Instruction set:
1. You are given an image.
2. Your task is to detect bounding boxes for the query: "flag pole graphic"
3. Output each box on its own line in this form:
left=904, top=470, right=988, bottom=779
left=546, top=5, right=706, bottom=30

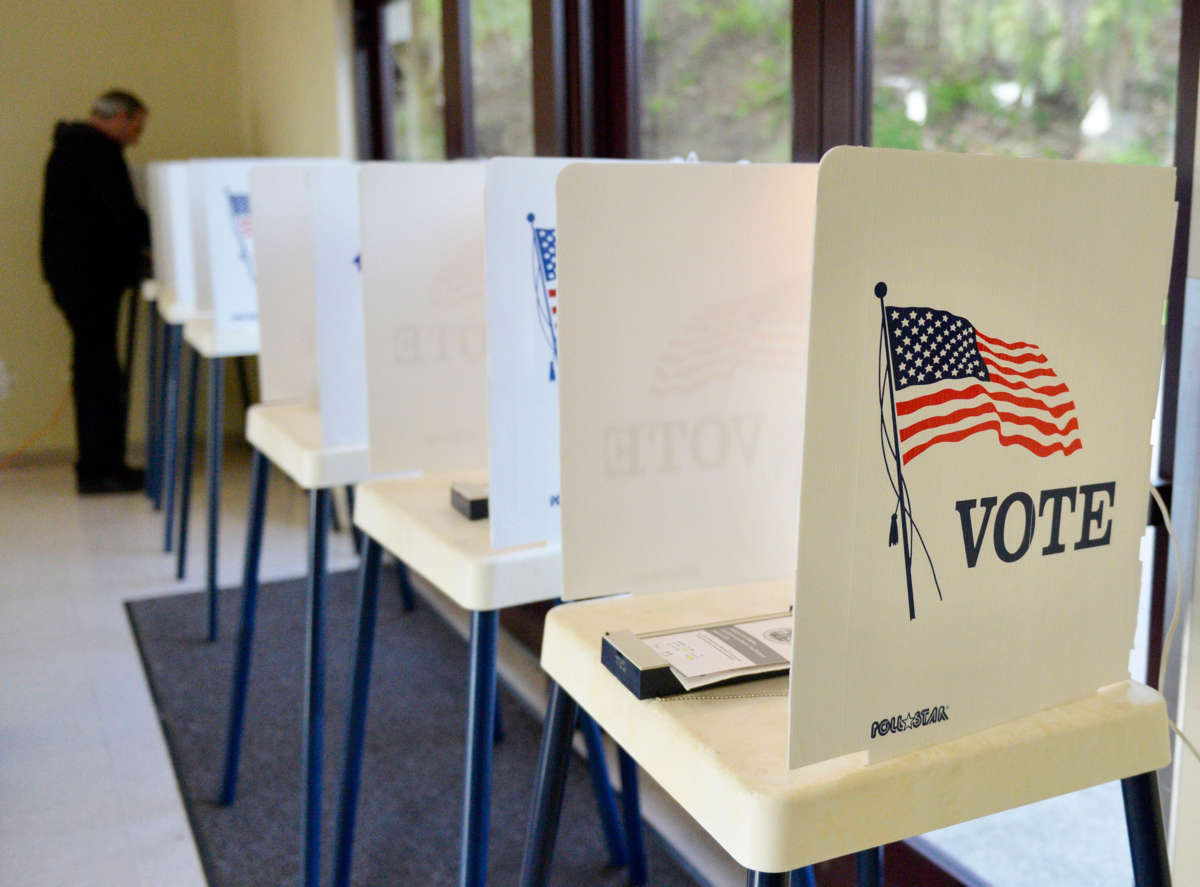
left=876, top=282, right=917, bottom=620
left=528, top=213, right=557, bottom=381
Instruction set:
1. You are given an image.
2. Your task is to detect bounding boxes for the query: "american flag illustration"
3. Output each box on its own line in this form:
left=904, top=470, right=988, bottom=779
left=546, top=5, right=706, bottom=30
left=225, top=189, right=255, bottom=281
left=528, top=213, right=558, bottom=380
left=650, top=291, right=805, bottom=396
left=874, top=282, right=1083, bottom=621
left=884, top=305, right=1082, bottom=465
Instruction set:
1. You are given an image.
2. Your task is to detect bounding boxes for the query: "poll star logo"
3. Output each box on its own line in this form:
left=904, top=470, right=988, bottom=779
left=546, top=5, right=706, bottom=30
left=225, top=189, right=255, bottom=282
left=527, top=213, right=558, bottom=381
left=874, top=281, right=1086, bottom=620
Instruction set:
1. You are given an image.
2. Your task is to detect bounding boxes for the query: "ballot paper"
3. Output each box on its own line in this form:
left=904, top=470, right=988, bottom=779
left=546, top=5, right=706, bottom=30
left=642, top=614, right=793, bottom=690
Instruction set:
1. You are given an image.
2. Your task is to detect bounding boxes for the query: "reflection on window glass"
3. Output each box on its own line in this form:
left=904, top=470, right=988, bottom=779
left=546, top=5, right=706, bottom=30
left=388, top=0, right=445, bottom=159
left=472, top=0, right=534, bottom=156
left=640, top=0, right=791, bottom=162
left=872, top=0, right=1180, bottom=164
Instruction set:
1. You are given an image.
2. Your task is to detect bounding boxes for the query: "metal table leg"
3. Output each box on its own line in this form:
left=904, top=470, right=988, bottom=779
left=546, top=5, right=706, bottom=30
left=460, top=609, right=499, bottom=887
left=205, top=357, right=225, bottom=641
left=332, top=536, right=384, bottom=887
left=1123, top=771, right=1172, bottom=887
left=175, top=347, right=200, bottom=580
left=146, top=307, right=161, bottom=504
left=617, top=748, right=647, bottom=885
left=161, top=323, right=182, bottom=549
left=301, top=488, right=331, bottom=887
left=746, top=873, right=788, bottom=887
left=519, top=681, right=579, bottom=887
left=577, top=712, right=626, bottom=868
left=218, top=449, right=270, bottom=805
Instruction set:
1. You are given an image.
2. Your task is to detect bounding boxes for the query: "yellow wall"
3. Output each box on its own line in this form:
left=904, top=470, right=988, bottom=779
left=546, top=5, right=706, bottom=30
left=0, top=0, right=248, bottom=459
left=234, top=0, right=356, bottom=158
left=0, top=0, right=356, bottom=461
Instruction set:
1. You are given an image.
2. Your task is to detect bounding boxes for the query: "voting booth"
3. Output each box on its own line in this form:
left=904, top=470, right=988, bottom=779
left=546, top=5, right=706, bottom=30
left=520, top=149, right=1177, bottom=884
left=357, top=161, right=489, bottom=478
left=146, top=161, right=198, bottom=319
left=218, top=160, right=409, bottom=887
left=333, top=158, right=635, bottom=887
left=789, top=147, right=1175, bottom=766
left=253, top=162, right=368, bottom=452
left=146, top=157, right=274, bottom=335
left=189, top=159, right=259, bottom=339
left=484, top=156, right=580, bottom=549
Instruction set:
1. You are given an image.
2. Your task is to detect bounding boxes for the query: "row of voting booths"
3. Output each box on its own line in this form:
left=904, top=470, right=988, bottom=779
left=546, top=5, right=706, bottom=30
left=140, top=149, right=1182, bottom=886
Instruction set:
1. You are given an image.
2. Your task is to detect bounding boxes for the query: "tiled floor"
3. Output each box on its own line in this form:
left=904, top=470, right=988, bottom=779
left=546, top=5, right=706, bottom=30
left=0, top=448, right=1156, bottom=886
left=0, top=450, right=357, bottom=887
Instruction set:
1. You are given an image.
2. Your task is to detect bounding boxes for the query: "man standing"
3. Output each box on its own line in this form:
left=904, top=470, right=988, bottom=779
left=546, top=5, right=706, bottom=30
left=41, top=89, right=150, bottom=493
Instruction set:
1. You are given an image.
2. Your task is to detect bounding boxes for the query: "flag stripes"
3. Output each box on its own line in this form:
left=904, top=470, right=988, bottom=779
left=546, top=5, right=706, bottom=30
left=884, top=305, right=1082, bottom=464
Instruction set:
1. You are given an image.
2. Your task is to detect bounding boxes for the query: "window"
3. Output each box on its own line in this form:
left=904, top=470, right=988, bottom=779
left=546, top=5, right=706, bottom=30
left=872, top=0, right=1181, bottom=164
left=472, top=0, right=534, bottom=156
left=639, top=0, right=792, bottom=161
left=387, top=0, right=446, bottom=159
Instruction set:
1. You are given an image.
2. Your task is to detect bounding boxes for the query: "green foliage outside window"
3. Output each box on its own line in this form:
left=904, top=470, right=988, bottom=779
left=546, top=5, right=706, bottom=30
left=641, top=0, right=792, bottom=161
left=873, top=0, right=1180, bottom=164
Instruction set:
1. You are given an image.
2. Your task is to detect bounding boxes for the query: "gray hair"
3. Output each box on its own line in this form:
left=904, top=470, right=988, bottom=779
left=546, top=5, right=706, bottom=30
left=90, top=89, right=147, bottom=119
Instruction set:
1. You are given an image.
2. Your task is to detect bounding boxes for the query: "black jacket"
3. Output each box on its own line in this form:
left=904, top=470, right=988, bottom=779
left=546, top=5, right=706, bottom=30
left=40, top=121, right=150, bottom=293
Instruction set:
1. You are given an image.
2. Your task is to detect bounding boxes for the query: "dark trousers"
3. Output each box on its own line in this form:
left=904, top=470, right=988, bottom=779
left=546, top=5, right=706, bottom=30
left=52, top=284, right=128, bottom=479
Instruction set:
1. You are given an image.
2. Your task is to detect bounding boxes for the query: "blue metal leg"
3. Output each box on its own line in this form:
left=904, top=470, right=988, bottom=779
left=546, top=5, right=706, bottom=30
left=617, top=748, right=647, bottom=885
left=344, top=485, right=363, bottom=553
left=460, top=610, right=499, bottom=887
left=332, top=535, right=383, bottom=887
left=161, top=324, right=182, bottom=550
left=146, top=307, right=161, bottom=504
left=1122, top=772, right=1171, bottom=887
left=155, top=315, right=171, bottom=509
left=175, top=347, right=200, bottom=580
left=396, top=558, right=416, bottom=612
left=519, top=681, right=579, bottom=887
left=856, top=847, right=882, bottom=887
left=747, top=873, right=788, bottom=887
left=576, top=711, right=626, bottom=868
left=205, top=357, right=226, bottom=642
left=494, top=696, right=506, bottom=746
left=301, top=488, right=332, bottom=887
left=790, top=865, right=817, bottom=887
left=218, top=448, right=270, bottom=806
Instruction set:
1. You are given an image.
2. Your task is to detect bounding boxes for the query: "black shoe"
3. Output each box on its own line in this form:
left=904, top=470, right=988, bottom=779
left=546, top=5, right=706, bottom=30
left=77, top=465, right=145, bottom=495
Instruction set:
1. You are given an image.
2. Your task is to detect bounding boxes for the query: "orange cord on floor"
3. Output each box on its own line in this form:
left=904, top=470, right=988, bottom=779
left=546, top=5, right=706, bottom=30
left=0, top=384, right=72, bottom=471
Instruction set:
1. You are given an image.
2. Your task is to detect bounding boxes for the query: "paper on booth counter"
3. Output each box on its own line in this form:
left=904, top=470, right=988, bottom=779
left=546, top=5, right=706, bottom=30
left=146, top=162, right=198, bottom=315
left=788, top=147, right=1176, bottom=768
left=358, top=162, right=488, bottom=476
left=556, top=162, right=817, bottom=600
left=308, top=165, right=368, bottom=450
left=189, top=159, right=259, bottom=327
left=645, top=614, right=792, bottom=679
left=484, top=157, right=581, bottom=550
left=252, top=164, right=319, bottom=406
